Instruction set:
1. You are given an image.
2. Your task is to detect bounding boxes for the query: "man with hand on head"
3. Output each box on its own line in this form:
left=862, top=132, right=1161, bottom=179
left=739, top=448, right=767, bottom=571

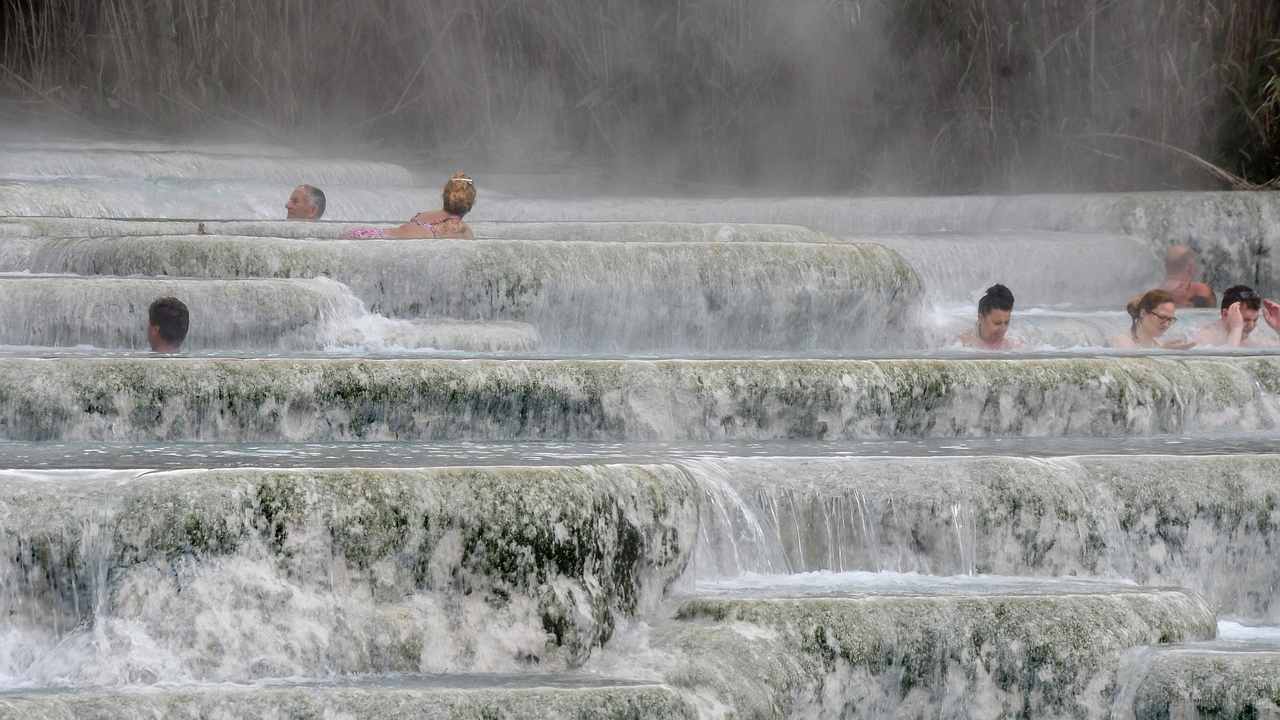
left=286, top=184, right=326, bottom=220
left=148, top=297, right=189, bottom=353
left=1194, top=285, right=1280, bottom=347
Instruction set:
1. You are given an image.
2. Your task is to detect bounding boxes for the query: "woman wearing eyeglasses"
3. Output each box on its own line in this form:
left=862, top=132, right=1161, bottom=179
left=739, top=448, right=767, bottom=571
left=1110, top=289, right=1195, bottom=349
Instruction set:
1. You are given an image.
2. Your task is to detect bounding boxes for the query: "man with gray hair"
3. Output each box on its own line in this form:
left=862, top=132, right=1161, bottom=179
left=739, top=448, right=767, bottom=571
left=286, top=184, right=326, bottom=220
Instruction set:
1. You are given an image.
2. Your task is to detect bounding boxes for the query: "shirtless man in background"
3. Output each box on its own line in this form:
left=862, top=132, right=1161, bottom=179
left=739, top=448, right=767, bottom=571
left=1160, top=245, right=1216, bottom=308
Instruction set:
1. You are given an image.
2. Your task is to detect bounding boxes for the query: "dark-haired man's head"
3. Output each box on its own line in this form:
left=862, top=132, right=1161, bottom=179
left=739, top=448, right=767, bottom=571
left=1222, top=284, right=1262, bottom=337
left=977, top=284, right=1015, bottom=346
left=286, top=184, right=325, bottom=220
left=148, top=297, right=189, bottom=352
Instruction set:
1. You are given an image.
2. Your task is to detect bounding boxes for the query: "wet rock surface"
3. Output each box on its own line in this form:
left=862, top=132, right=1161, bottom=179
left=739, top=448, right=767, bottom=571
left=659, top=588, right=1214, bottom=718
left=4, top=140, right=1280, bottom=718
left=0, top=356, right=1276, bottom=442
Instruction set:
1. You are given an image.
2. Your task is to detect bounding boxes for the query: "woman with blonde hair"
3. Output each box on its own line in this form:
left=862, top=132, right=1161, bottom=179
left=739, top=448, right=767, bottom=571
left=1110, top=289, right=1195, bottom=349
left=346, top=173, right=476, bottom=239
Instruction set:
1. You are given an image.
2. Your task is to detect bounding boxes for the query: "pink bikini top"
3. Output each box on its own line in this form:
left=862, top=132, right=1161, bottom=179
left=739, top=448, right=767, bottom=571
left=411, top=213, right=462, bottom=230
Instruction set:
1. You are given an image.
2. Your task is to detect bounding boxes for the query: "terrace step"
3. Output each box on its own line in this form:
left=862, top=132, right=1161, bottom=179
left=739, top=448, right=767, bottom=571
left=0, top=356, right=1275, bottom=442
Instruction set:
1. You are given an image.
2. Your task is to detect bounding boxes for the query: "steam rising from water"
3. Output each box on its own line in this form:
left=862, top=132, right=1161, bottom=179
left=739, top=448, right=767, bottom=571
left=3, top=132, right=1280, bottom=718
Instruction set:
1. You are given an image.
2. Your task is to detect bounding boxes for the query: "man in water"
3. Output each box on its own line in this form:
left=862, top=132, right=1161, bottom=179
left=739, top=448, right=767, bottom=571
left=1194, top=285, right=1280, bottom=347
left=286, top=184, right=326, bottom=220
left=148, top=296, right=189, bottom=353
left=959, top=284, right=1020, bottom=350
left=1160, top=245, right=1216, bottom=308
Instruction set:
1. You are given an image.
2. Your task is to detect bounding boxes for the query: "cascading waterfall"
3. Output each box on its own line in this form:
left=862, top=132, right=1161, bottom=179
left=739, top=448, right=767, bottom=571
left=476, top=192, right=1280, bottom=296
left=5, top=182, right=1276, bottom=293
left=682, top=455, right=1280, bottom=621
left=3, top=137, right=1280, bottom=719
left=870, top=231, right=1163, bottom=307
left=0, top=465, right=700, bottom=686
left=0, top=234, right=924, bottom=353
left=0, top=274, right=538, bottom=353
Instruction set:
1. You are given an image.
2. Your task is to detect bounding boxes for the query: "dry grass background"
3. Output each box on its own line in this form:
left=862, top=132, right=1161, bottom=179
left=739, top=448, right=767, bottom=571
left=2, top=0, right=1278, bottom=193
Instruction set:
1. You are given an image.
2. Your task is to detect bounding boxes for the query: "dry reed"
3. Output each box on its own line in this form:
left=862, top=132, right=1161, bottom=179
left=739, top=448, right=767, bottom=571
left=2, top=0, right=1277, bottom=193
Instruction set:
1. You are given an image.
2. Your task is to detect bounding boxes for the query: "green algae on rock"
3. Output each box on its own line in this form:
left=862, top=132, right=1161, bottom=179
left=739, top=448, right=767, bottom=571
left=690, top=454, right=1280, bottom=622
left=0, top=465, right=698, bottom=683
left=0, top=356, right=1276, bottom=442
left=0, top=681, right=698, bottom=720
left=661, top=589, right=1214, bottom=719
left=1131, top=648, right=1280, bottom=720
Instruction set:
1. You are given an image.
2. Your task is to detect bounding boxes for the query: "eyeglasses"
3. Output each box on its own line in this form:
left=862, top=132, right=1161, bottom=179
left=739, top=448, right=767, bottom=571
left=1147, top=310, right=1178, bottom=325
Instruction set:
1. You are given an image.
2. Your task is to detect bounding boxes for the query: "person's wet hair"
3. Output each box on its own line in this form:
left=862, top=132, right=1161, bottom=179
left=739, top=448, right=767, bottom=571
left=1221, top=285, right=1262, bottom=311
left=442, top=172, right=476, bottom=217
left=305, top=185, right=326, bottom=218
left=978, top=284, right=1014, bottom=316
left=149, top=296, right=190, bottom=347
left=1127, top=289, right=1175, bottom=328
left=306, top=185, right=326, bottom=218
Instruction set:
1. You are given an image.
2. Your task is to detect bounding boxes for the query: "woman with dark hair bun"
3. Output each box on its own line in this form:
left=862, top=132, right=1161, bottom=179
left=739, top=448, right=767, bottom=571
left=959, top=284, right=1020, bottom=350
left=1110, top=288, right=1195, bottom=349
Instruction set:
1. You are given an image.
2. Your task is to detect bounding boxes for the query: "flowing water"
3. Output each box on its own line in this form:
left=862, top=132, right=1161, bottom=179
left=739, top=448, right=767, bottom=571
left=1, top=140, right=1279, bottom=719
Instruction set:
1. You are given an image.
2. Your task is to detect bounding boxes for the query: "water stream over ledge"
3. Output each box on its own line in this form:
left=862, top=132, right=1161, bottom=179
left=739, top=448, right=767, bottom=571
left=1, top=139, right=1279, bottom=718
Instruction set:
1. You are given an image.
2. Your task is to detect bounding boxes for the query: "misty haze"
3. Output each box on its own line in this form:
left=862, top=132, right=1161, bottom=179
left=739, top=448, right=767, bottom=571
left=0, top=2, right=1278, bottom=719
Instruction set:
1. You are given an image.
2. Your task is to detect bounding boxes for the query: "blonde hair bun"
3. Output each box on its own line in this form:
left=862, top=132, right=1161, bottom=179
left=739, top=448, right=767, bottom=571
left=442, top=172, right=477, bottom=216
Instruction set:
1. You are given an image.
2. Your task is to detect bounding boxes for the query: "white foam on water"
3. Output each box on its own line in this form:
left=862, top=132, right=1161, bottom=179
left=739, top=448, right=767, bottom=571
left=689, top=569, right=1141, bottom=597
left=1217, top=621, right=1280, bottom=643
left=0, top=547, right=574, bottom=689
left=925, top=304, right=1221, bottom=351
left=2, top=138, right=1280, bottom=718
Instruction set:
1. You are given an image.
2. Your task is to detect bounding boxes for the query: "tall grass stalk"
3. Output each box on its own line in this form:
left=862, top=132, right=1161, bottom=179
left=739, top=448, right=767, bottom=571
left=2, top=0, right=1277, bottom=193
